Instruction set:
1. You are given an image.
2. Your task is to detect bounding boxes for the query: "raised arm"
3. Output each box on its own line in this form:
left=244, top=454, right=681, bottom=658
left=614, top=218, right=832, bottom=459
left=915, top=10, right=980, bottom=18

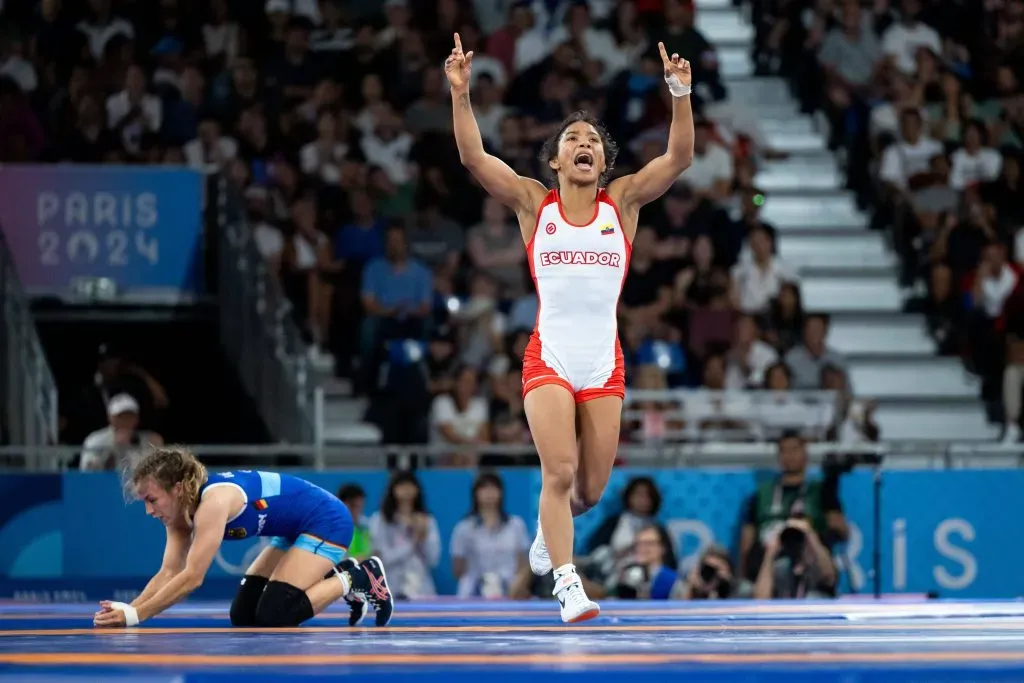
left=609, top=42, right=695, bottom=217
left=446, top=33, right=544, bottom=220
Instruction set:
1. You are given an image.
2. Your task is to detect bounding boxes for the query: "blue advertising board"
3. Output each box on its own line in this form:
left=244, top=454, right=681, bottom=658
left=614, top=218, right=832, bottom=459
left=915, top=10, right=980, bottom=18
left=0, top=469, right=1018, bottom=600
left=0, top=165, right=205, bottom=302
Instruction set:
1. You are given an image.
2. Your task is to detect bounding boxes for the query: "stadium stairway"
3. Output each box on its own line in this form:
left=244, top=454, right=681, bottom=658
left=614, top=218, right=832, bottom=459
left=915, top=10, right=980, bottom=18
left=696, top=0, right=996, bottom=441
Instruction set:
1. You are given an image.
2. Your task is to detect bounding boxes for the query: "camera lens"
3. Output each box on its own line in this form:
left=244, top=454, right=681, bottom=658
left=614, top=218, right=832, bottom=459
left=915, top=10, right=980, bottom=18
left=699, top=562, right=717, bottom=583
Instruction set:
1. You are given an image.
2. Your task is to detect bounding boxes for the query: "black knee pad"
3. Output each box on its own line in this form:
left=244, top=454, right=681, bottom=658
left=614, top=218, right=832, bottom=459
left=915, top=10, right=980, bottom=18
left=229, top=575, right=269, bottom=627
left=254, top=580, right=315, bottom=627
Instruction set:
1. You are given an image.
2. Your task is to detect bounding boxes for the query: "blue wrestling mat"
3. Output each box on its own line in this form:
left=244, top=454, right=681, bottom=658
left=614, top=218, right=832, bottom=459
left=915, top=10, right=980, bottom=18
left=4, top=599, right=1024, bottom=682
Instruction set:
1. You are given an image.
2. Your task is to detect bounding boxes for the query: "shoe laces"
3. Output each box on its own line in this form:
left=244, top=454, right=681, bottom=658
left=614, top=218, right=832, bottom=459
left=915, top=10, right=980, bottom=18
left=557, top=577, right=590, bottom=609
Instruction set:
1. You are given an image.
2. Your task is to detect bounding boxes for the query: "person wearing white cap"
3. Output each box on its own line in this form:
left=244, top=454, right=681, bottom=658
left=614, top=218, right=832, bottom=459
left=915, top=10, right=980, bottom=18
left=80, top=393, right=164, bottom=471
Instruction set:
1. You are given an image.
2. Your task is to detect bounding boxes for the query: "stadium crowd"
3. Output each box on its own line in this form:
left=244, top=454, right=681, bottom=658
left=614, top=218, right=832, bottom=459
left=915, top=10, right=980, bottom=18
left=0, top=0, right=902, bottom=602
left=0, top=0, right=962, bottom=454
left=765, top=0, right=1024, bottom=438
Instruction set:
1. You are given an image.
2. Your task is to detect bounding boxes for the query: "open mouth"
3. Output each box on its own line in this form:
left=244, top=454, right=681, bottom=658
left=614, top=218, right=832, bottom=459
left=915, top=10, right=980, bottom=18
left=573, top=151, right=594, bottom=172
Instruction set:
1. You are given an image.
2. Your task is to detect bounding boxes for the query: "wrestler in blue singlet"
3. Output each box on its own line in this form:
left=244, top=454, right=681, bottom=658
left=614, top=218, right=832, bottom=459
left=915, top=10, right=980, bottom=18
left=201, top=470, right=354, bottom=565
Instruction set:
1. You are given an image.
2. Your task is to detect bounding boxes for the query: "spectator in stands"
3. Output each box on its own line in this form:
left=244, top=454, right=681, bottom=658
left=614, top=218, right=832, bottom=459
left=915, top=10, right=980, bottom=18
left=966, top=241, right=1021, bottom=414
left=466, top=197, right=524, bottom=298
left=80, top=394, right=164, bottom=471
left=725, top=314, right=778, bottom=389
left=429, top=364, right=490, bottom=466
left=584, top=476, right=666, bottom=586
left=358, top=224, right=432, bottom=395
left=449, top=472, right=529, bottom=598
left=368, top=470, right=441, bottom=600
left=737, top=431, right=848, bottom=587
left=65, top=344, right=168, bottom=445
left=880, top=0, right=941, bottom=76
left=761, top=282, right=805, bottom=354
left=730, top=225, right=796, bottom=314
left=337, top=483, right=372, bottom=561
left=784, top=314, right=848, bottom=390
left=823, top=363, right=881, bottom=444
left=684, top=118, right=733, bottom=203
left=620, top=226, right=674, bottom=335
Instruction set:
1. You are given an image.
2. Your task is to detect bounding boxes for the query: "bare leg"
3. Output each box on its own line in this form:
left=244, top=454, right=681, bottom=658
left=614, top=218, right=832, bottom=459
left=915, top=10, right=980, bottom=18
left=524, top=384, right=579, bottom=570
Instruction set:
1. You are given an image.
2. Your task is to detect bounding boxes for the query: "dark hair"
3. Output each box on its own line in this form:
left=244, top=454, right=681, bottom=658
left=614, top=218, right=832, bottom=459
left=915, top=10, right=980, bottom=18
left=538, top=110, right=619, bottom=188
left=380, top=470, right=426, bottom=523
left=622, top=476, right=662, bottom=516
left=469, top=471, right=509, bottom=523
left=337, top=483, right=365, bottom=503
left=635, top=523, right=678, bottom=569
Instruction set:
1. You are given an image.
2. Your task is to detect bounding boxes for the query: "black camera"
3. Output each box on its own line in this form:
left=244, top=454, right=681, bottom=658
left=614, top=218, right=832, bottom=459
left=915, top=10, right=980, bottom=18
left=695, top=561, right=732, bottom=599
left=778, top=525, right=807, bottom=563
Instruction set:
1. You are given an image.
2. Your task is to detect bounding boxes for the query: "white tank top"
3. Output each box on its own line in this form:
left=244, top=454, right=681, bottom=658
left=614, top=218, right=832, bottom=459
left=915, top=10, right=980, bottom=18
left=526, top=189, right=631, bottom=358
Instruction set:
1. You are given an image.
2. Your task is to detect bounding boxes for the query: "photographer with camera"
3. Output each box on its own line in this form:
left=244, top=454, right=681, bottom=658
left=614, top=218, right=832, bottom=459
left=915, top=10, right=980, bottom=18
left=753, top=515, right=836, bottom=599
left=737, top=430, right=849, bottom=592
left=676, top=545, right=735, bottom=600
left=613, top=525, right=680, bottom=600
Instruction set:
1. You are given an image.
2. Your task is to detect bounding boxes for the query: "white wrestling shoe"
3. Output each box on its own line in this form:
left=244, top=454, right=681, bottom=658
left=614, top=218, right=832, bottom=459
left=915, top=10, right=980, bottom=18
left=529, top=522, right=552, bottom=575
left=553, top=570, right=600, bottom=624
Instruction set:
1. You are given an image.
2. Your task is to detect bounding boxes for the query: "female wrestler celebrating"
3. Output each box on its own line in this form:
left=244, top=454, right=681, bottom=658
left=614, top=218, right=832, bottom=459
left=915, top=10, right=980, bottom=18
left=445, top=34, right=694, bottom=622
left=93, top=447, right=393, bottom=628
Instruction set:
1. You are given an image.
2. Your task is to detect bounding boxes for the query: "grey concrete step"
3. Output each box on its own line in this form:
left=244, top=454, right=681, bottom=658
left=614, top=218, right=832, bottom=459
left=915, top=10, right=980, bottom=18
left=761, top=195, right=865, bottom=231
left=695, top=8, right=754, bottom=48
left=874, top=402, right=998, bottom=442
left=754, top=157, right=844, bottom=194
left=848, top=357, right=980, bottom=400
left=778, top=234, right=894, bottom=271
left=800, top=275, right=902, bottom=313
left=828, top=314, right=935, bottom=357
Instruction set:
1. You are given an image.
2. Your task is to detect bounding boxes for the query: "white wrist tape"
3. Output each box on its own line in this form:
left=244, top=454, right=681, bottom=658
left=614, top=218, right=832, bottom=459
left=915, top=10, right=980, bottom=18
left=665, top=73, right=692, bottom=98
left=110, top=601, right=140, bottom=627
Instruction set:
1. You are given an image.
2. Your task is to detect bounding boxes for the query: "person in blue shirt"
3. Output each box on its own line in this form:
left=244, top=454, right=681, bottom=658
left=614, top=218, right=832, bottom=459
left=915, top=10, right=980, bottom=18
left=93, top=447, right=393, bottom=629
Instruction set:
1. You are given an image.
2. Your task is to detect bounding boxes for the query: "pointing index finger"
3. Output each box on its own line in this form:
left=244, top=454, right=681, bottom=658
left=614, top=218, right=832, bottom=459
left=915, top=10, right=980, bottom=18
left=454, top=33, right=462, bottom=53
left=657, top=41, right=670, bottom=63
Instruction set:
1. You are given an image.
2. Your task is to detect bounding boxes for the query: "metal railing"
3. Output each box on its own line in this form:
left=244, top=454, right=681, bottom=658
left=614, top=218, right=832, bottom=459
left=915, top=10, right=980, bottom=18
left=5, top=441, right=1024, bottom=472
left=0, top=229, right=58, bottom=456
left=213, top=175, right=316, bottom=445
left=621, top=388, right=840, bottom=442
left=310, top=386, right=843, bottom=454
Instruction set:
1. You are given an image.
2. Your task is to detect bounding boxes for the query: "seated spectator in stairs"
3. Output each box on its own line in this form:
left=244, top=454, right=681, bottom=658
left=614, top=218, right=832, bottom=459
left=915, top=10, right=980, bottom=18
left=369, top=471, right=441, bottom=599
left=358, top=224, right=433, bottom=396
left=725, top=314, right=778, bottom=389
left=784, top=314, right=848, bottom=390
left=80, top=394, right=164, bottom=471
left=620, top=227, right=675, bottom=337
left=879, top=0, right=941, bottom=77
left=729, top=225, right=796, bottom=315
left=429, top=365, right=490, bottom=467
left=965, top=241, right=1021, bottom=409
left=949, top=119, right=1004, bottom=191
left=720, top=186, right=778, bottom=269
left=816, top=1, right=883, bottom=149
left=684, top=118, right=734, bottom=205
left=761, top=282, right=805, bottom=354
left=467, top=197, right=526, bottom=299
left=822, top=364, right=881, bottom=444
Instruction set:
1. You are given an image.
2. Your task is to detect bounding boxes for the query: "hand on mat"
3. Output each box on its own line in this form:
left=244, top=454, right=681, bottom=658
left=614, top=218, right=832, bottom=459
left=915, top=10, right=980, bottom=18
left=94, top=601, right=128, bottom=628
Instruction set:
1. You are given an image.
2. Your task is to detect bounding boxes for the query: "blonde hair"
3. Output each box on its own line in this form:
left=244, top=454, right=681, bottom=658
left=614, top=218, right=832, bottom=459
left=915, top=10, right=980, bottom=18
left=125, top=446, right=208, bottom=525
